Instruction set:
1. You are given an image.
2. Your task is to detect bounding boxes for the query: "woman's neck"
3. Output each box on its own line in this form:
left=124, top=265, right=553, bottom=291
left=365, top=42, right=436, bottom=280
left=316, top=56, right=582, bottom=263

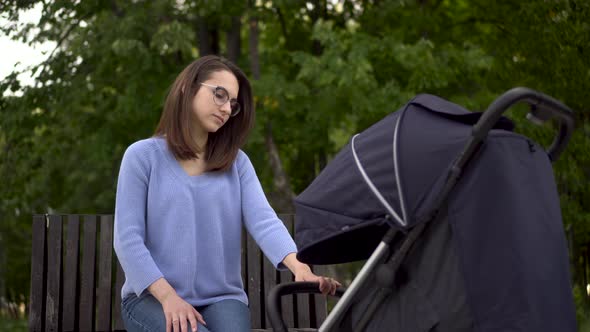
left=191, top=127, right=208, bottom=156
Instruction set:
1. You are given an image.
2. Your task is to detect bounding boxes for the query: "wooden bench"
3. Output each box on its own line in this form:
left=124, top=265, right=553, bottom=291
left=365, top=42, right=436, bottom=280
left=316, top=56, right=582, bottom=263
left=29, top=214, right=328, bottom=332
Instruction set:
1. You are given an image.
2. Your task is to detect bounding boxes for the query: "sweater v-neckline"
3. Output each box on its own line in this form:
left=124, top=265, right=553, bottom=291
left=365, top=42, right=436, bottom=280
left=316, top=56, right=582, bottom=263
left=178, top=158, right=207, bottom=177
left=155, top=137, right=215, bottom=187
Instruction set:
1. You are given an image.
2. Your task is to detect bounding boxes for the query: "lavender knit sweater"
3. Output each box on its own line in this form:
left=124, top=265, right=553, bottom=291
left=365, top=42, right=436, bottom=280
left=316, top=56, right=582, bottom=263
left=113, top=137, right=297, bottom=306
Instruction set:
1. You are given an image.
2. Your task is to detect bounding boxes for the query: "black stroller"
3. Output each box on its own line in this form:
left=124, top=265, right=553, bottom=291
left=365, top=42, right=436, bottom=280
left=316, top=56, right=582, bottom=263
left=267, top=87, right=577, bottom=331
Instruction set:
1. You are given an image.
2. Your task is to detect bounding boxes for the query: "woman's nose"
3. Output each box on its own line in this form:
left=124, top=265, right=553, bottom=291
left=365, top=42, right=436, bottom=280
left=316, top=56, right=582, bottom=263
left=220, top=100, right=232, bottom=114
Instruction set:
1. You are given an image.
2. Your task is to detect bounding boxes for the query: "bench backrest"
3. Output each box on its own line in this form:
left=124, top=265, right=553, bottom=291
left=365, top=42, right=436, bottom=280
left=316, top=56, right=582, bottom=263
left=29, top=214, right=327, bottom=332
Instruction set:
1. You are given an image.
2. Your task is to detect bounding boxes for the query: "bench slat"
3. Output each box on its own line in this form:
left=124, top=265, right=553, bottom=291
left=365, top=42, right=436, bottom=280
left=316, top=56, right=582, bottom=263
left=113, top=260, right=125, bottom=330
left=241, top=229, right=247, bottom=298
left=96, top=215, right=114, bottom=331
left=79, top=215, right=97, bottom=331
left=63, top=215, right=80, bottom=331
left=263, top=255, right=277, bottom=329
left=29, top=215, right=47, bottom=332
left=45, top=215, right=62, bottom=332
left=312, top=265, right=329, bottom=326
left=247, top=232, right=263, bottom=328
left=297, top=293, right=311, bottom=328
left=278, top=214, right=295, bottom=328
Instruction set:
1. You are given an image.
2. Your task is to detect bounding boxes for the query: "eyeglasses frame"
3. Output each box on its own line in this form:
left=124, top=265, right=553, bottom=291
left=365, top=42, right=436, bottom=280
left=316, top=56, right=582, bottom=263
left=200, top=83, right=241, bottom=117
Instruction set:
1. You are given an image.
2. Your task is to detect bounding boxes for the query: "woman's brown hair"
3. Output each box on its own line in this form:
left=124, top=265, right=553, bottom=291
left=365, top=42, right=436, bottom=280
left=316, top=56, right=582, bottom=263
left=155, top=55, right=254, bottom=171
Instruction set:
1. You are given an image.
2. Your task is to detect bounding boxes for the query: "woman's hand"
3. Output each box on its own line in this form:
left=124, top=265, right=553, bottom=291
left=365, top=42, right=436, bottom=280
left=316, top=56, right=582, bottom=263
left=148, top=277, right=206, bottom=332
left=294, top=265, right=342, bottom=296
left=161, top=292, right=206, bottom=332
left=282, top=253, right=342, bottom=296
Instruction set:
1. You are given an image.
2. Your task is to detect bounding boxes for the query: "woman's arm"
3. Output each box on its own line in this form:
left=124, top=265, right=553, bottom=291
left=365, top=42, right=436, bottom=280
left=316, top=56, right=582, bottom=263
left=236, top=151, right=341, bottom=295
left=237, top=151, right=298, bottom=268
left=113, top=143, right=164, bottom=296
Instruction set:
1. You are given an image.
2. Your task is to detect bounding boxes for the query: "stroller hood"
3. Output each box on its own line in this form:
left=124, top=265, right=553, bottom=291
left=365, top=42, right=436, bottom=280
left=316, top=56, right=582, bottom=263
left=293, top=94, right=576, bottom=331
left=294, top=94, right=513, bottom=264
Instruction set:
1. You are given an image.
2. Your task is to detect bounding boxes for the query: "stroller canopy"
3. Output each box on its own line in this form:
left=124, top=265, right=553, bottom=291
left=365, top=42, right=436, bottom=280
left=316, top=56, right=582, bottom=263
left=293, top=94, right=576, bottom=331
left=294, top=94, right=514, bottom=264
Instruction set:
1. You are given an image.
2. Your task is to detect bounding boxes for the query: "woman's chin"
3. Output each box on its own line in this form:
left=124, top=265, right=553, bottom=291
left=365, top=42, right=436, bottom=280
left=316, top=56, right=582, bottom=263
left=206, top=124, right=223, bottom=133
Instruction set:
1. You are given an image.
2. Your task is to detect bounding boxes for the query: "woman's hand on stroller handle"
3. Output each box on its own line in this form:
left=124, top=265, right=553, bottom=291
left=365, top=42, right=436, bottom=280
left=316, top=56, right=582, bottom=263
left=294, top=267, right=341, bottom=296
left=282, top=253, right=341, bottom=296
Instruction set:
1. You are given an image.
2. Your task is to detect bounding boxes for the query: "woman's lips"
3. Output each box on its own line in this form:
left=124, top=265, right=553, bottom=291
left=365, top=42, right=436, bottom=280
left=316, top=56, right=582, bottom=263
left=212, top=114, right=224, bottom=124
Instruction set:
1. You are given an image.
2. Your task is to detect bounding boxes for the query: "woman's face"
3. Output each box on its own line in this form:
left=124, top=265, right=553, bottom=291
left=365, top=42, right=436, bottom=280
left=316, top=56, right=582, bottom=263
left=191, top=70, right=239, bottom=136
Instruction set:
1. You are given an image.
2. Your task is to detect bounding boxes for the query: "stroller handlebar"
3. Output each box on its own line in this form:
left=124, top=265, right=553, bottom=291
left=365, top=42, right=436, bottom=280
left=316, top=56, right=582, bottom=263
left=473, top=87, right=575, bottom=161
left=266, top=281, right=346, bottom=332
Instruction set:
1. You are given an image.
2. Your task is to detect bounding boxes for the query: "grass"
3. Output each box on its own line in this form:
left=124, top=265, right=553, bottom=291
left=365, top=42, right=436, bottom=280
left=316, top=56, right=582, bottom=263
left=0, top=316, right=27, bottom=332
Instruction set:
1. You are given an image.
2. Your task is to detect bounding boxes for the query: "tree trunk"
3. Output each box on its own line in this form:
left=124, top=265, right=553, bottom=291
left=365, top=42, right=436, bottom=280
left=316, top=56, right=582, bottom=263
left=111, top=0, right=125, bottom=17
left=226, top=16, right=241, bottom=63
left=0, top=239, right=4, bottom=302
left=198, top=18, right=212, bottom=56
left=310, top=1, right=327, bottom=174
left=317, top=150, right=327, bottom=176
left=248, top=12, right=260, bottom=80
left=264, top=123, right=295, bottom=213
left=583, top=245, right=588, bottom=290
left=249, top=2, right=295, bottom=213
left=198, top=17, right=219, bottom=56
left=309, top=0, right=326, bottom=56
left=210, top=29, right=219, bottom=55
left=586, top=244, right=590, bottom=305
left=568, top=225, right=576, bottom=284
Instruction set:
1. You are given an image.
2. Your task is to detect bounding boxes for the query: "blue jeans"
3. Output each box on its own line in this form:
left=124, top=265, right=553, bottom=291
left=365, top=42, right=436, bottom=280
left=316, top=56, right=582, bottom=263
left=121, top=293, right=251, bottom=332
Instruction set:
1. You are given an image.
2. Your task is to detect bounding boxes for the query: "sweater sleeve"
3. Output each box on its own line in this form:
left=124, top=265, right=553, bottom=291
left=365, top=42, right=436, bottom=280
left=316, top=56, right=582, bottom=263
left=238, top=151, right=298, bottom=270
left=113, top=142, right=164, bottom=296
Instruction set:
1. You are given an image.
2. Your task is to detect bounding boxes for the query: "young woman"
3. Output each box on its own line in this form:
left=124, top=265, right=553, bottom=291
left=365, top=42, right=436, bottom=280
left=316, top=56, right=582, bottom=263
left=114, top=55, right=340, bottom=332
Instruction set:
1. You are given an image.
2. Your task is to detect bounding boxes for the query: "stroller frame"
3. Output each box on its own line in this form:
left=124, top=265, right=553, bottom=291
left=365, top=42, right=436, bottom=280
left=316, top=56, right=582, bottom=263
left=267, top=87, right=575, bottom=332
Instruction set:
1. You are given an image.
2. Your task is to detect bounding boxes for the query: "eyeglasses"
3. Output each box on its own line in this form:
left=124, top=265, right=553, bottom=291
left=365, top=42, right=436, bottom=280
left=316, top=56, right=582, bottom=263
left=200, top=83, right=241, bottom=116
